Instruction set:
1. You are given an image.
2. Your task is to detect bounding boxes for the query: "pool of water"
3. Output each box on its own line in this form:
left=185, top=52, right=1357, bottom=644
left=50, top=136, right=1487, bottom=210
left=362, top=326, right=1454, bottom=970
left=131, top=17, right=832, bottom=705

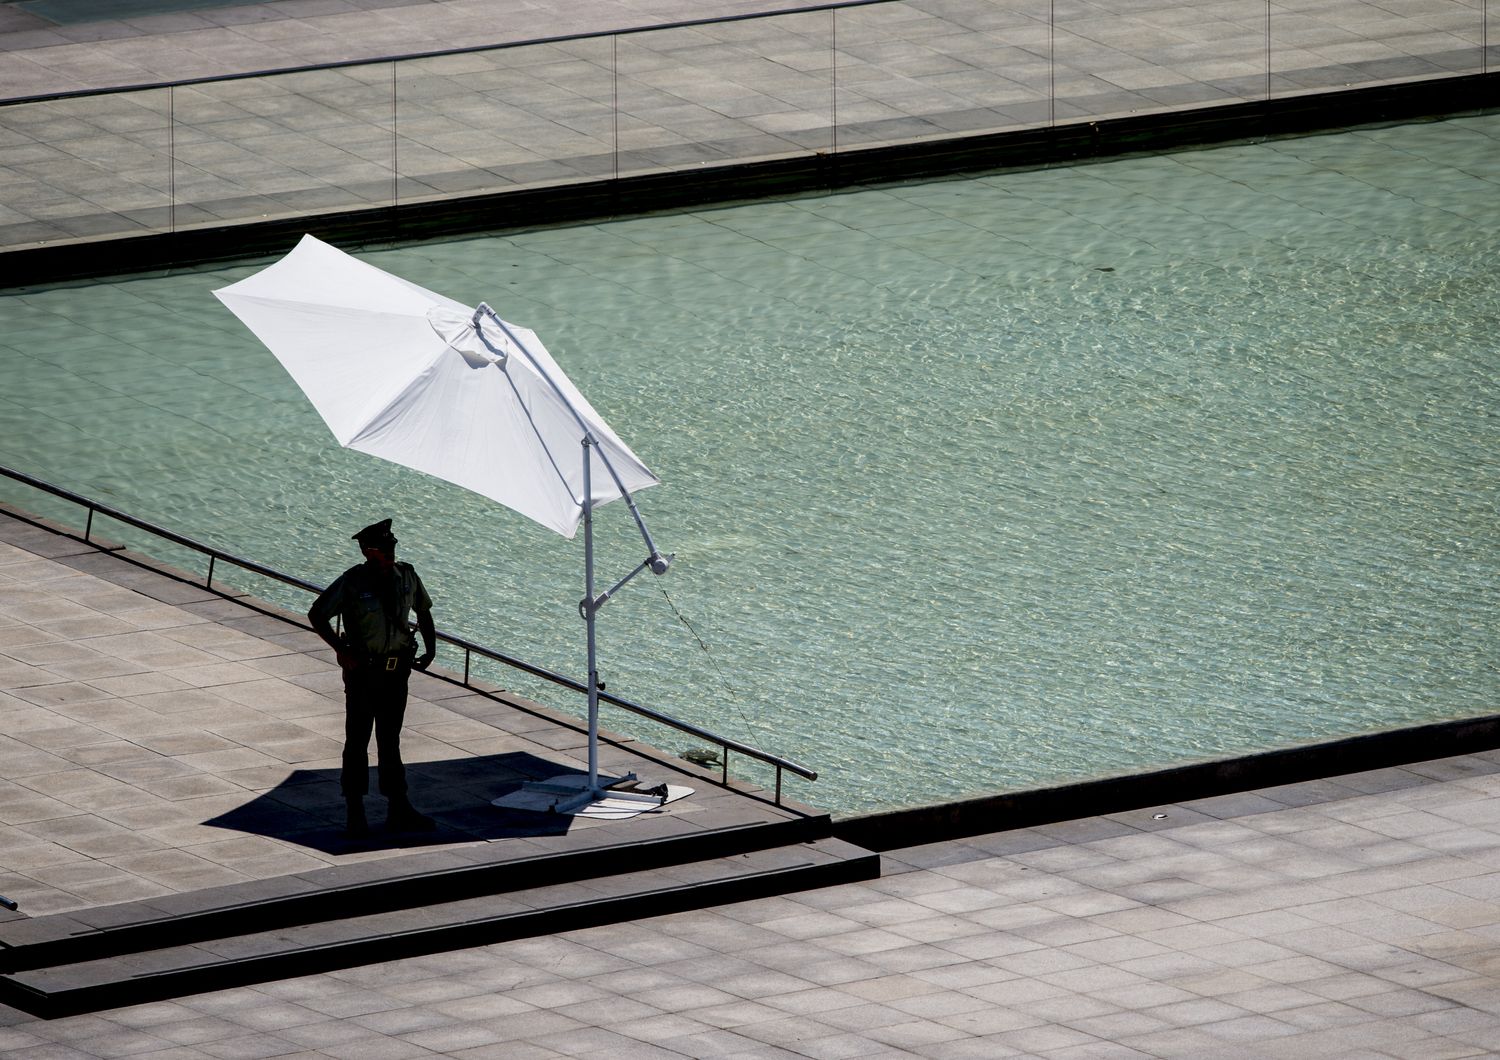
left=3, top=113, right=1496, bottom=816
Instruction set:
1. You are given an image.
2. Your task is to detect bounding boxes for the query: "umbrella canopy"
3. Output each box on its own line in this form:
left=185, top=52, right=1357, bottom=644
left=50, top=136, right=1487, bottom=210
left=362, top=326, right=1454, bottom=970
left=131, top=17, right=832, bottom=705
left=214, top=234, right=658, bottom=538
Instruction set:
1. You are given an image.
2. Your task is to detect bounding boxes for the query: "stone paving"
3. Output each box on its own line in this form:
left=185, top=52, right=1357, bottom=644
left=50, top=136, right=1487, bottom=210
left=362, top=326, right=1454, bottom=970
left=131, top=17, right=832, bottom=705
left=3, top=3, right=1500, bottom=1056
left=0, top=506, right=806, bottom=921
left=0, top=0, right=1494, bottom=254
left=3, top=501, right=1500, bottom=1055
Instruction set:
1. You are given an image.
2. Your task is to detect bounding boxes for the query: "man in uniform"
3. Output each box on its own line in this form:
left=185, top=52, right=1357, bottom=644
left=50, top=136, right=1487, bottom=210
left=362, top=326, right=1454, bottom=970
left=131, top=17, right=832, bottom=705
left=310, top=519, right=438, bottom=837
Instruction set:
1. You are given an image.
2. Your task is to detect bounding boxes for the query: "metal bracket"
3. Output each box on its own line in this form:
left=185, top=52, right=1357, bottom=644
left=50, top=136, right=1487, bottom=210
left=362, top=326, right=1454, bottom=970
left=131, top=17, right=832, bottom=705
left=577, top=551, right=673, bottom=619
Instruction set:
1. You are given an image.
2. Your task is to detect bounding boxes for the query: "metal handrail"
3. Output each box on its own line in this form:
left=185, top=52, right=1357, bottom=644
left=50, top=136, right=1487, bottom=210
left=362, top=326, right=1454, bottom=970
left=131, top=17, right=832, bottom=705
left=0, top=465, right=817, bottom=800
left=0, top=0, right=894, bottom=107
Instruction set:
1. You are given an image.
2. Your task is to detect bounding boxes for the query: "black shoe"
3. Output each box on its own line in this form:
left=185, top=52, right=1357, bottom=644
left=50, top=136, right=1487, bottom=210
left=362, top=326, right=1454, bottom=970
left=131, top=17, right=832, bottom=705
left=386, top=800, right=436, bottom=832
left=345, top=799, right=369, bottom=838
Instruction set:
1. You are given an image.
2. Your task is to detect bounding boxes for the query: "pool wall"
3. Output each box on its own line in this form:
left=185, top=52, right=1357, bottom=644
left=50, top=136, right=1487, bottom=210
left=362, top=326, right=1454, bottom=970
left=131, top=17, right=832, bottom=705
left=4, top=71, right=1497, bottom=287
left=9, top=494, right=1499, bottom=836
left=833, top=713, right=1500, bottom=849
left=11, top=488, right=1500, bottom=839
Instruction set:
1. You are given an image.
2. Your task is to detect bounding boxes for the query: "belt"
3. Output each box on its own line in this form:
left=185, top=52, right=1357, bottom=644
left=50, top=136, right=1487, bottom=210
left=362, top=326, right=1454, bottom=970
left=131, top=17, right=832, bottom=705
left=370, top=651, right=411, bottom=671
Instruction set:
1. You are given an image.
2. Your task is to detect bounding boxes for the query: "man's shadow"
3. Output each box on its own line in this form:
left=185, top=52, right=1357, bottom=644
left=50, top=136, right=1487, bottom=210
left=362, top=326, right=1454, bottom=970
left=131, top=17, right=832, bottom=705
left=203, top=752, right=584, bottom=853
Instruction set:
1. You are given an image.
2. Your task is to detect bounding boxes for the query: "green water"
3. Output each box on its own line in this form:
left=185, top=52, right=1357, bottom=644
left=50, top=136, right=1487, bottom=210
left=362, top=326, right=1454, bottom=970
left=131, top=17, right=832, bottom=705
left=3, top=114, right=1497, bottom=815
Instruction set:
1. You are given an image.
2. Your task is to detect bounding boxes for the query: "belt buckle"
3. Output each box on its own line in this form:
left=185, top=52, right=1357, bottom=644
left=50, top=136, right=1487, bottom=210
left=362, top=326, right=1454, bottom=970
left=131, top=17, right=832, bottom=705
left=385, top=656, right=398, bottom=672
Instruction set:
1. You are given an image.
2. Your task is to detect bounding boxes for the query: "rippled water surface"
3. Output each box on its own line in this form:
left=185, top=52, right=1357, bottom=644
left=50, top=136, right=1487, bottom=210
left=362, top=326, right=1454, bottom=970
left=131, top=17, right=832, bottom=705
left=3, top=114, right=1497, bottom=815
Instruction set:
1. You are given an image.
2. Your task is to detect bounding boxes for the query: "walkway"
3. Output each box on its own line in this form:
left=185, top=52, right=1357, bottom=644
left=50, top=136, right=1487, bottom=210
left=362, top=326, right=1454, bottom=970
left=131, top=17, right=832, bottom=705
left=4, top=505, right=1500, bottom=1054
left=0, top=0, right=818, bottom=95
left=1, top=0, right=1492, bottom=256
left=3, top=4, right=1499, bottom=1055
left=0, top=505, right=815, bottom=920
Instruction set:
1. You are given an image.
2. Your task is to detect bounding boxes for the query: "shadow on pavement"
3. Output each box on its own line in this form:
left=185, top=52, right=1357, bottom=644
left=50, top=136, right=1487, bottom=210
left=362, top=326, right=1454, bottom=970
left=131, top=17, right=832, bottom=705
left=203, top=752, right=582, bottom=853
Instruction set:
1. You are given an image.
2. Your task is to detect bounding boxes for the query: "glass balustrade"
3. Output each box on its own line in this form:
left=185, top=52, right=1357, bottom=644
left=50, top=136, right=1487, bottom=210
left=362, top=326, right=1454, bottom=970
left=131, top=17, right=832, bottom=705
left=0, top=0, right=1492, bottom=256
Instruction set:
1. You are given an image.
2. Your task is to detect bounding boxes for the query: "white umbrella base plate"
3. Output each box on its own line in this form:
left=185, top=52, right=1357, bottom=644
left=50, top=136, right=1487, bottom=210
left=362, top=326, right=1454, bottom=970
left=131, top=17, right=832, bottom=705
left=491, top=774, right=693, bottom=819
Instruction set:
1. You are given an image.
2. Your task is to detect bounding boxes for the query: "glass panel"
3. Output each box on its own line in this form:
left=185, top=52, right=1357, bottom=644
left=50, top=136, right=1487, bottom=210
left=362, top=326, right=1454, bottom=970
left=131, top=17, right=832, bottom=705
left=0, top=89, right=170, bottom=249
left=1271, top=0, right=1486, bottom=94
left=614, top=13, right=833, bottom=178
left=169, top=65, right=395, bottom=229
left=1492, top=4, right=1500, bottom=72
left=396, top=38, right=615, bottom=199
left=0, top=2, right=1487, bottom=259
left=834, top=0, right=1053, bottom=149
left=1053, top=0, right=1265, bottom=121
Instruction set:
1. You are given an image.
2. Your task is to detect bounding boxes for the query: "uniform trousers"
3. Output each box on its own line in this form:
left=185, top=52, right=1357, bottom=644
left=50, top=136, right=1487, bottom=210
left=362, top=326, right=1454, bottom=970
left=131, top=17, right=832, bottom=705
left=341, top=653, right=412, bottom=797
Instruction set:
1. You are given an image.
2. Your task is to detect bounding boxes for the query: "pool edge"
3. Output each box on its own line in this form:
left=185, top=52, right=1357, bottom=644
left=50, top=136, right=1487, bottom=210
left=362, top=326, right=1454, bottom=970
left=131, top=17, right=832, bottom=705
left=4, top=72, right=1498, bottom=288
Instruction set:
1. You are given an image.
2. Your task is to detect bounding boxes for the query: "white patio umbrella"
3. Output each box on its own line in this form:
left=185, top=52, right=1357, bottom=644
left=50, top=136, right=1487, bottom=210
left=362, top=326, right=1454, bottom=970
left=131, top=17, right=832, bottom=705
left=215, top=234, right=672, bottom=814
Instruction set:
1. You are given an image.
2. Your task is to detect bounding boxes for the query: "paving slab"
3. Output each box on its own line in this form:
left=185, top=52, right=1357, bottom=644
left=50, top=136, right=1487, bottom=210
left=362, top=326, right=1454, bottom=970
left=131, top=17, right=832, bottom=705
left=0, top=508, right=822, bottom=923
left=1, top=0, right=1493, bottom=258
left=1, top=3, right=1498, bottom=1050
left=0, top=505, right=875, bottom=1020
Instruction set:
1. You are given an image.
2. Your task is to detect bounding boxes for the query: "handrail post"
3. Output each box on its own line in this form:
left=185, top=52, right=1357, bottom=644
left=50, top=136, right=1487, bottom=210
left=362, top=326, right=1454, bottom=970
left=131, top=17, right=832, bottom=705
left=84, top=506, right=94, bottom=543
left=206, top=554, right=216, bottom=589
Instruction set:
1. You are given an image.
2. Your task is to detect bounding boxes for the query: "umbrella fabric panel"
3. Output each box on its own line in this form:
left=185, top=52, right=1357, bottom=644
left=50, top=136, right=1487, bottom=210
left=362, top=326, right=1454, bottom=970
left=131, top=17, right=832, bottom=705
left=211, top=295, right=448, bottom=447
left=218, top=233, right=469, bottom=315
left=348, top=344, right=589, bottom=537
left=214, top=234, right=659, bottom=540
left=455, top=314, right=661, bottom=512
left=212, top=235, right=465, bottom=447
left=496, top=320, right=657, bottom=483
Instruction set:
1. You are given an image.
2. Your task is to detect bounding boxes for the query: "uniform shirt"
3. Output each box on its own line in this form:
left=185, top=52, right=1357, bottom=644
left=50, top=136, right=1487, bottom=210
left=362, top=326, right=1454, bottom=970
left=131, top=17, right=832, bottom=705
left=309, top=561, right=431, bottom=657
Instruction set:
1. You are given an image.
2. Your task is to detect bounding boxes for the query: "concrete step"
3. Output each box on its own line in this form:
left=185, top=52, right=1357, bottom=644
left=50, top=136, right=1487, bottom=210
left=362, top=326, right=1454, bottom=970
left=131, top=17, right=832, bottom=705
left=0, top=808, right=827, bottom=975
left=0, top=838, right=878, bottom=1017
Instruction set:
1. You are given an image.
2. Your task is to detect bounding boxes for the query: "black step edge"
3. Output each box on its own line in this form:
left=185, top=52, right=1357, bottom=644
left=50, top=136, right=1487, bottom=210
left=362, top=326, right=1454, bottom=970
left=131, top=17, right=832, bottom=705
left=1, top=839, right=879, bottom=1018
left=0, top=810, right=830, bottom=974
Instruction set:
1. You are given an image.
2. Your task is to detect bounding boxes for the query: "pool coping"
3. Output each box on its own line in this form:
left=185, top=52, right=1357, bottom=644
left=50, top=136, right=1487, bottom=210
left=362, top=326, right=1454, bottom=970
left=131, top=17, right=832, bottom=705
left=4, top=71, right=1498, bottom=288
left=833, top=712, right=1500, bottom=851
left=9, top=494, right=1497, bottom=860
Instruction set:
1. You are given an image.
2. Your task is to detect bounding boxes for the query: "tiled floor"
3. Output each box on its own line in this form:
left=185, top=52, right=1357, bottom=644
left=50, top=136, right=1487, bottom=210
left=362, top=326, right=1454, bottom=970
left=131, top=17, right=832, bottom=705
left=0, top=507, right=808, bottom=919
left=3, top=4, right=1498, bottom=1054
left=0, top=0, right=1493, bottom=252
left=3, top=509, right=1500, bottom=1054
left=5, top=726, right=1500, bottom=1054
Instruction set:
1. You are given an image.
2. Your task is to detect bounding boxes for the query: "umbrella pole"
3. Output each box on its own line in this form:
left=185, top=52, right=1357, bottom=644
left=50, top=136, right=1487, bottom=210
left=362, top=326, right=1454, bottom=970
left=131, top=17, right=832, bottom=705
left=471, top=308, right=673, bottom=814
left=583, top=438, right=601, bottom=794
left=540, top=437, right=665, bottom=816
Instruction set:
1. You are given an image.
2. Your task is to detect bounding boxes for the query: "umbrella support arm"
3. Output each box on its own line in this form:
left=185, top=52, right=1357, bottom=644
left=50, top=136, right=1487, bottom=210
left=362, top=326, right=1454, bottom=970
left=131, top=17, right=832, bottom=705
left=579, top=552, right=671, bottom=618
left=471, top=305, right=672, bottom=816
left=474, top=303, right=671, bottom=577
left=560, top=436, right=667, bottom=815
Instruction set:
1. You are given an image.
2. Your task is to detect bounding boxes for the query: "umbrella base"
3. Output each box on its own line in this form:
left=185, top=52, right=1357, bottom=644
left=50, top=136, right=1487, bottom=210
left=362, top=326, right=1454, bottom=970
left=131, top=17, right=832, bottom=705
left=491, top=772, right=685, bottom=819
